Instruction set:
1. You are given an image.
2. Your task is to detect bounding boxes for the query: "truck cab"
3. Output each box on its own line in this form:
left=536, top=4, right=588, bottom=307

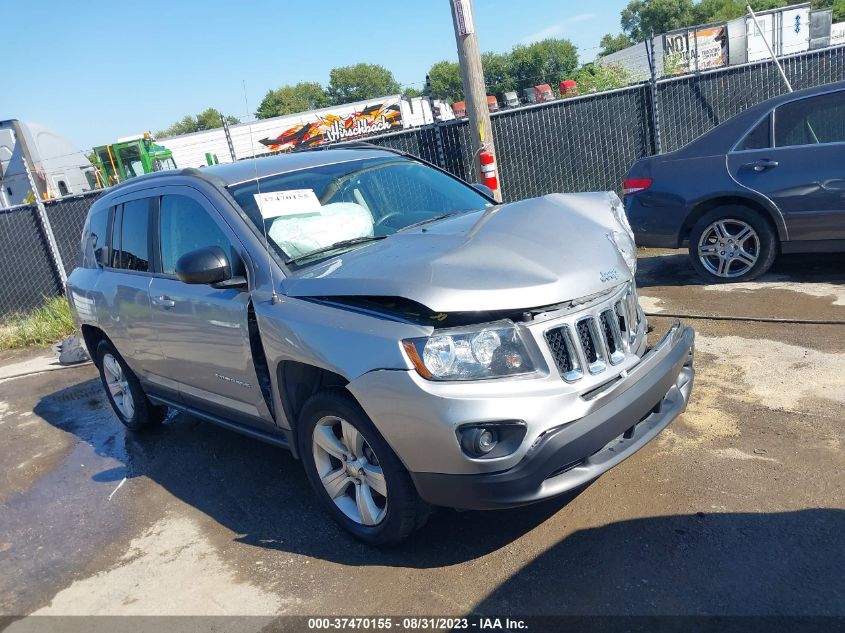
left=535, top=84, right=554, bottom=103
left=92, top=133, right=177, bottom=187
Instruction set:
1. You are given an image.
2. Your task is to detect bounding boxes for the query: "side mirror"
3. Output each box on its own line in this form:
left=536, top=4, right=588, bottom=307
left=472, top=183, right=495, bottom=199
left=175, top=246, right=239, bottom=286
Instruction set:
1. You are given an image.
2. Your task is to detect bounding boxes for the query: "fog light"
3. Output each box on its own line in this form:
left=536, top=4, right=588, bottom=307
left=477, top=429, right=497, bottom=453
left=461, top=427, right=498, bottom=457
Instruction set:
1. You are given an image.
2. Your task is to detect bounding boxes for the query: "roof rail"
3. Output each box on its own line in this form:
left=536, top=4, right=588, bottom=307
left=103, top=167, right=209, bottom=193
left=289, top=140, right=406, bottom=156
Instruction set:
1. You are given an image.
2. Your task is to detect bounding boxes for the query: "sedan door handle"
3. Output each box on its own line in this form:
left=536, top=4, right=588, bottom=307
left=151, top=295, right=176, bottom=308
left=744, top=159, right=779, bottom=172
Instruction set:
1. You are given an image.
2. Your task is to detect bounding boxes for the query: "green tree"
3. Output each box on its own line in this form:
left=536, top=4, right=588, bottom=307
left=157, top=108, right=238, bottom=138
left=809, top=0, right=845, bottom=20
left=621, top=0, right=696, bottom=42
left=157, top=116, right=197, bottom=138
left=426, top=60, right=464, bottom=102
left=575, top=63, right=633, bottom=93
left=255, top=82, right=328, bottom=119
left=599, top=32, right=633, bottom=56
left=693, top=0, right=790, bottom=22
left=327, top=63, right=401, bottom=105
left=196, top=108, right=238, bottom=130
left=481, top=51, right=515, bottom=97
left=508, top=38, right=579, bottom=93
left=402, top=86, right=423, bottom=98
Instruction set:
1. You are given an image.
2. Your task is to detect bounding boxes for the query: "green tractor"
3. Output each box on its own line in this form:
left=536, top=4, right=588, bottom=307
left=91, top=133, right=176, bottom=187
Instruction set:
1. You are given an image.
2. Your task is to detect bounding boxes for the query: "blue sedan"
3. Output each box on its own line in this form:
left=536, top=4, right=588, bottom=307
left=624, top=80, right=845, bottom=283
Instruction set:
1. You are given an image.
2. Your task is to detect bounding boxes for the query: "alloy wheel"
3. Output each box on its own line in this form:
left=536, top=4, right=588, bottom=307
left=311, top=416, right=388, bottom=526
left=697, top=219, right=760, bottom=279
left=102, top=353, right=135, bottom=420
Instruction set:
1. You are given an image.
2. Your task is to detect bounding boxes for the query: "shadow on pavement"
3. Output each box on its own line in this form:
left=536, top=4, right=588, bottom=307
left=26, top=380, right=845, bottom=615
left=473, top=508, right=845, bottom=616
left=636, top=250, right=845, bottom=290
left=32, top=380, right=573, bottom=568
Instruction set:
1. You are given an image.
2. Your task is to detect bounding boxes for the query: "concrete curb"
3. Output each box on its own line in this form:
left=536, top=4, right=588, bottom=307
left=0, top=355, right=93, bottom=382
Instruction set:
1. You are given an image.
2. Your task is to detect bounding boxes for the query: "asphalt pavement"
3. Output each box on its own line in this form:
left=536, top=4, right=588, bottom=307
left=0, top=250, right=843, bottom=627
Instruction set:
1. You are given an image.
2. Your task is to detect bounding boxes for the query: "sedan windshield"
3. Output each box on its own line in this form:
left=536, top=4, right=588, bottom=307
left=227, top=156, right=492, bottom=264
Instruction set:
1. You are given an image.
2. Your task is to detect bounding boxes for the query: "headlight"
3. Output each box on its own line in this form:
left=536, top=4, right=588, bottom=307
left=402, top=320, right=537, bottom=381
left=608, top=229, right=637, bottom=275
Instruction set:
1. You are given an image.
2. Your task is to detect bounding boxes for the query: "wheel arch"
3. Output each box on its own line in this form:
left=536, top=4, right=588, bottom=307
left=276, top=360, right=350, bottom=456
left=680, top=196, right=786, bottom=247
left=80, top=324, right=111, bottom=368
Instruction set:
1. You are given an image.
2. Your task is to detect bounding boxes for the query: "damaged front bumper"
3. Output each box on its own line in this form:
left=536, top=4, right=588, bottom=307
left=409, top=321, right=695, bottom=510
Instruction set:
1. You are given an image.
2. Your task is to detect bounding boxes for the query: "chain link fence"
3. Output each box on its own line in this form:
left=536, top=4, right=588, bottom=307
left=657, top=44, right=845, bottom=152
left=1, top=45, right=842, bottom=317
left=44, top=192, right=105, bottom=276
left=0, top=204, right=64, bottom=315
left=0, top=191, right=102, bottom=315
left=369, top=45, right=845, bottom=201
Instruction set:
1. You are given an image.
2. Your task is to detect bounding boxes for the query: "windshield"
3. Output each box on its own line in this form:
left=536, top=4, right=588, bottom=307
left=117, top=145, right=144, bottom=178
left=227, top=156, right=492, bottom=264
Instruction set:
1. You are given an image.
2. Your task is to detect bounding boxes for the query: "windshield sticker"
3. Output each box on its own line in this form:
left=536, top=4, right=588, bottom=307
left=254, top=190, right=322, bottom=219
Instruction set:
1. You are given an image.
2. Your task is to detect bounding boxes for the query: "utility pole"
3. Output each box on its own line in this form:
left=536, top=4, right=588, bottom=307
left=449, top=0, right=501, bottom=201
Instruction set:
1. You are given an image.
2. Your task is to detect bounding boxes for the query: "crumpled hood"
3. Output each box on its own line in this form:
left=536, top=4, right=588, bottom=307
left=282, top=192, right=632, bottom=313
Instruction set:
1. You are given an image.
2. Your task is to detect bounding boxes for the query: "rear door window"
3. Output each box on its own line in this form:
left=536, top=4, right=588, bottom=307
left=82, top=205, right=110, bottom=268
left=112, top=198, right=151, bottom=272
left=775, top=91, right=845, bottom=147
left=737, top=113, right=771, bottom=150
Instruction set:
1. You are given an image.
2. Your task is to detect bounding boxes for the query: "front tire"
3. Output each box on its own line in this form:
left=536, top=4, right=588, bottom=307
left=96, top=340, right=167, bottom=431
left=298, top=389, right=429, bottom=545
left=688, top=207, right=777, bottom=283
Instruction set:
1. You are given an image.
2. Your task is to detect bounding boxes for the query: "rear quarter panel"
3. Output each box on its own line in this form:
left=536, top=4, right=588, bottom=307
left=626, top=153, right=782, bottom=247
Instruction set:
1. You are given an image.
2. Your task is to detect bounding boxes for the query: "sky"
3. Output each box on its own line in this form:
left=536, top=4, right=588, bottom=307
left=3, top=0, right=625, bottom=151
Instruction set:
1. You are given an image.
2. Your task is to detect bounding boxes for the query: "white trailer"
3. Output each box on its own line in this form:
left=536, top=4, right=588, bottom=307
left=746, top=3, right=811, bottom=62
left=0, top=120, right=95, bottom=209
left=161, top=96, right=452, bottom=169
left=830, top=21, right=845, bottom=46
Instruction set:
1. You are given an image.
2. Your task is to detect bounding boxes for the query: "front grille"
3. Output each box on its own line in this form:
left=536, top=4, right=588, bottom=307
left=544, top=284, right=641, bottom=382
left=545, top=327, right=573, bottom=375
left=599, top=311, right=617, bottom=354
left=576, top=320, right=596, bottom=363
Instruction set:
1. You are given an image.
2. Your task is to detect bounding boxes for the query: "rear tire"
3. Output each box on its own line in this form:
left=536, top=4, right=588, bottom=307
left=96, top=340, right=167, bottom=432
left=298, top=389, right=429, bottom=545
left=688, top=207, right=777, bottom=283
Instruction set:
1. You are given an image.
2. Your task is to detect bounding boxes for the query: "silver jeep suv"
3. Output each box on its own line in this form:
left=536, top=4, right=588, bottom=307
left=67, top=147, right=695, bottom=544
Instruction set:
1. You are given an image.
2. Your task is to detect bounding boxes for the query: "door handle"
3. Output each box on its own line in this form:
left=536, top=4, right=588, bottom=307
left=152, top=295, right=176, bottom=308
left=743, top=159, right=779, bottom=172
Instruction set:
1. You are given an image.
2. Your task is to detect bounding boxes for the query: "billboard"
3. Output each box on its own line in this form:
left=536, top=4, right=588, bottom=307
left=664, top=24, right=728, bottom=74
left=258, top=101, right=403, bottom=152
